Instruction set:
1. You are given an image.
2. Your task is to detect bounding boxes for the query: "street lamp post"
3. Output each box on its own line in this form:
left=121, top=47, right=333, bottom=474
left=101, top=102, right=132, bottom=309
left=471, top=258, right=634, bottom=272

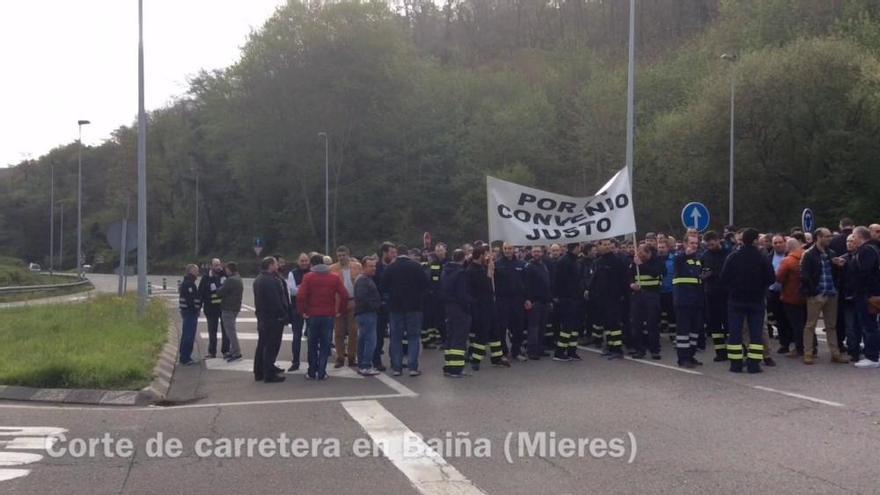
left=49, top=161, right=55, bottom=275
left=318, top=132, right=329, bottom=256
left=137, top=0, right=148, bottom=314
left=722, top=53, right=738, bottom=227
left=193, top=164, right=199, bottom=257
left=58, top=202, right=64, bottom=269
left=76, top=119, right=90, bottom=276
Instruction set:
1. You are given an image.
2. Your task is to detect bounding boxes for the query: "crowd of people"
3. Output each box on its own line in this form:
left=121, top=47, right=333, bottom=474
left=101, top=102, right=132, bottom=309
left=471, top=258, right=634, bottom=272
left=176, top=218, right=880, bottom=383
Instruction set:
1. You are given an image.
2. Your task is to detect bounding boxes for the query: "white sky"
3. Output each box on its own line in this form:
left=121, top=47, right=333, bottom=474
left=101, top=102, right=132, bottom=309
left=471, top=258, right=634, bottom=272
left=0, top=0, right=286, bottom=167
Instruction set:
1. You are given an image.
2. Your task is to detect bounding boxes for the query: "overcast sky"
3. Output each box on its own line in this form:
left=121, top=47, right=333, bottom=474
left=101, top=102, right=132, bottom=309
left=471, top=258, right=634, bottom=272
left=0, top=0, right=286, bottom=167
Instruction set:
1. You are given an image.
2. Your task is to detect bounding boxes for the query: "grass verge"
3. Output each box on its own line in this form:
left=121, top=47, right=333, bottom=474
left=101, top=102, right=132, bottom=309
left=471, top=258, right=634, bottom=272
left=0, top=295, right=168, bottom=389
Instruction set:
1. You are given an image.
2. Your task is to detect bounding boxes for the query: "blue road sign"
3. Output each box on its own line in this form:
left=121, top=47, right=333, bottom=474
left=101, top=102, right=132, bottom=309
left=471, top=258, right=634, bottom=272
left=802, top=208, right=814, bottom=234
left=681, top=202, right=711, bottom=232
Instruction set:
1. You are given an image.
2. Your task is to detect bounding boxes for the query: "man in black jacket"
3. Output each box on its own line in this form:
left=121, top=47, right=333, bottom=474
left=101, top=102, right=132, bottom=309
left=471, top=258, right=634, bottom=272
left=591, top=239, right=629, bottom=359
left=851, top=227, right=880, bottom=368
left=629, top=243, right=666, bottom=360
left=441, top=250, right=473, bottom=377
left=524, top=245, right=552, bottom=360
left=466, top=246, right=508, bottom=370
left=495, top=243, right=527, bottom=361
left=253, top=256, right=290, bottom=383
left=720, top=228, right=776, bottom=373
left=178, top=264, right=202, bottom=366
left=553, top=243, right=583, bottom=361
left=382, top=249, right=430, bottom=376
left=199, top=258, right=228, bottom=359
left=701, top=231, right=731, bottom=362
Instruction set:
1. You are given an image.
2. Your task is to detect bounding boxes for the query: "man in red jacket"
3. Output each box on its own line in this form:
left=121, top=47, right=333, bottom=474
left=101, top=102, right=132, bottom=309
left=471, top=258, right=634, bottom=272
left=297, top=254, right=349, bottom=380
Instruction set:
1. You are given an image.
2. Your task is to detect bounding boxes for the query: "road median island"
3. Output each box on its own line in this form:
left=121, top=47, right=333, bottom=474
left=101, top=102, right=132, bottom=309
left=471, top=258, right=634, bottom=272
left=0, top=294, right=168, bottom=391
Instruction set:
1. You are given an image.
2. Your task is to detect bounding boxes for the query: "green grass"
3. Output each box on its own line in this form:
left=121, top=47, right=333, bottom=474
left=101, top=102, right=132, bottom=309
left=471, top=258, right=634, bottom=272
left=0, top=295, right=168, bottom=389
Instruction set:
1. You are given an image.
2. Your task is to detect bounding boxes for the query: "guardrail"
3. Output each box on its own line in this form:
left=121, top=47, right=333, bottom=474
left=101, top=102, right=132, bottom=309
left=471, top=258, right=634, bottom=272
left=0, top=277, right=92, bottom=295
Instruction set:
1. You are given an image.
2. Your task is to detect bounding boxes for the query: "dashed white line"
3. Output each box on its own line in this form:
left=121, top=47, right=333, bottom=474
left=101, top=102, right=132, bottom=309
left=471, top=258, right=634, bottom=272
left=343, top=400, right=487, bottom=495
left=752, top=386, right=845, bottom=408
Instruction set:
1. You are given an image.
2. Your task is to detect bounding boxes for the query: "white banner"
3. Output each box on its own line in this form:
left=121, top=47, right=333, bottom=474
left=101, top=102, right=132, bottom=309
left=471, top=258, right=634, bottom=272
left=486, top=167, right=636, bottom=245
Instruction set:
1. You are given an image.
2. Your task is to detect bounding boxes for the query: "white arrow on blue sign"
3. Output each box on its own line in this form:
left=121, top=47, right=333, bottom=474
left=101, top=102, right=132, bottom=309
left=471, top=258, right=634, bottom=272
left=802, top=208, right=814, bottom=233
left=681, top=202, right=711, bottom=232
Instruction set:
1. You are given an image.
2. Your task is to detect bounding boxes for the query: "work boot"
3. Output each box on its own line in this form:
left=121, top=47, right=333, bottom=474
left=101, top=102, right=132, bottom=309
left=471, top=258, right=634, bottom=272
left=786, top=349, right=800, bottom=358
left=729, top=361, right=743, bottom=373
left=803, top=354, right=815, bottom=365
left=831, top=353, right=850, bottom=364
left=713, top=351, right=728, bottom=362
left=763, top=357, right=777, bottom=367
left=747, top=360, right=762, bottom=374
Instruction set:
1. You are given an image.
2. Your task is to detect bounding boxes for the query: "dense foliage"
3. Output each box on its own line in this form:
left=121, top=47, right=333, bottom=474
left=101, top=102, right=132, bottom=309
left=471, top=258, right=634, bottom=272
left=3, top=0, right=880, bottom=268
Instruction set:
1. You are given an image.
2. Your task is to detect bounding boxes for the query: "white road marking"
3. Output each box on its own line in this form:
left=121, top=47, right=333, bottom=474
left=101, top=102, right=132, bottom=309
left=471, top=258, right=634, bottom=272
left=0, top=469, right=29, bottom=482
left=0, top=452, right=42, bottom=466
left=198, top=318, right=259, bottom=323
left=752, top=386, right=845, bottom=408
left=199, top=331, right=301, bottom=340
left=241, top=303, right=256, bottom=311
left=343, top=400, right=487, bottom=495
left=578, top=346, right=704, bottom=375
left=0, top=427, right=66, bottom=485
left=375, top=373, right=419, bottom=397
left=203, top=358, right=364, bottom=379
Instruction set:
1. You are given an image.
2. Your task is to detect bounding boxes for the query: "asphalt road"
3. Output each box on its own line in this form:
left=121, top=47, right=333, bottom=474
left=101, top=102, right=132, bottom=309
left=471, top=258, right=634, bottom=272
left=1, top=274, right=878, bottom=494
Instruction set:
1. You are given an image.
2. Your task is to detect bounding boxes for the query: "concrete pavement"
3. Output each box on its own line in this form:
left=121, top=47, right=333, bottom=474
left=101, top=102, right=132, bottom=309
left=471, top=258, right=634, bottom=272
left=0, top=274, right=869, bottom=493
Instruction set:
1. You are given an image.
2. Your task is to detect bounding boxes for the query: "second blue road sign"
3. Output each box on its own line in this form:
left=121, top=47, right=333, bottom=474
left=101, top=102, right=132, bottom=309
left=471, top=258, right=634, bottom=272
left=681, top=202, right=710, bottom=232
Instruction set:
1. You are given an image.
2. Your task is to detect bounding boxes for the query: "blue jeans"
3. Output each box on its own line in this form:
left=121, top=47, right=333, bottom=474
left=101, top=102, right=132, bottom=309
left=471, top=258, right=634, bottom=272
left=179, top=310, right=198, bottom=363
left=390, top=312, right=422, bottom=372
left=856, top=296, right=880, bottom=361
left=356, top=312, right=378, bottom=371
left=307, top=316, right=333, bottom=378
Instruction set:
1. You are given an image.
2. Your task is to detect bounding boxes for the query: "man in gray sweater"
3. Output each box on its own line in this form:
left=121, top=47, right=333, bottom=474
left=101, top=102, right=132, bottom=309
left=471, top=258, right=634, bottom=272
left=354, top=257, right=382, bottom=376
left=217, top=261, right=243, bottom=362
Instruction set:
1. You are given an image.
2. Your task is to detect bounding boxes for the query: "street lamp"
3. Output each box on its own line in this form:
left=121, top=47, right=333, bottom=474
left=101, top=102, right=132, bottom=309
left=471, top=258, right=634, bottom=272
left=76, top=119, right=90, bottom=276
left=49, top=161, right=55, bottom=275
left=721, top=53, right=738, bottom=227
left=318, top=132, right=329, bottom=256
left=58, top=202, right=64, bottom=269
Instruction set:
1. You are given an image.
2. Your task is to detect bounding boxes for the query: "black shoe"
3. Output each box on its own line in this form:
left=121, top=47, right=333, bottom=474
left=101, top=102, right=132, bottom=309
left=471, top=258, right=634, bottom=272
left=651, top=354, right=662, bottom=360
left=207, top=353, right=217, bottom=359
left=567, top=352, right=583, bottom=361
left=318, top=373, right=328, bottom=380
left=747, top=364, right=763, bottom=374
left=528, top=355, right=541, bottom=361
left=713, top=354, right=728, bottom=362
left=763, top=357, right=776, bottom=367
left=226, top=354, right=242, bottom=362
left=471, top=362, right=480, bottom=371
left=288, top=363, right=300, bottom=372
left=375, top=364, right=387, bottom=372
left=492, top=359, right=512, bottom=368
left=254, top=375, right=264, bottom=382
left=552, top=352, right=571, bottom=362
left=273, top=365, right=284, bottom=373
left=678, top=360, right=696, bottom=369
left=264, top=375, right=286, bottom=383
left=631, top=352, right=646, bottom=360
left=443, top=372, right=465, bottom=378
left=305, top=374, right=316, bottom=380
left=542, top=351, right=552, bottom=357
left=606, top=353, right=623, bottom=360
left=691, top=358, right=704, bottom=366
left=729, top=362, right=743, bottom=373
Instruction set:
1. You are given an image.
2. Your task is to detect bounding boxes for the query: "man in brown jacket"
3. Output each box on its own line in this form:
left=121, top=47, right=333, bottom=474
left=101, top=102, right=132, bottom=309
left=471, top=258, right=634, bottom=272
left=330, top=246, right=362, bottom=367
left=776, top=237, right=808, bottom=357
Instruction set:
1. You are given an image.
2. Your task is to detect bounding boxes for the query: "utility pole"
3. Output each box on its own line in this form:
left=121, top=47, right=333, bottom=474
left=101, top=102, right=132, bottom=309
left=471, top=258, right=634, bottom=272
left=49, top=161, right=54, bottom=275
